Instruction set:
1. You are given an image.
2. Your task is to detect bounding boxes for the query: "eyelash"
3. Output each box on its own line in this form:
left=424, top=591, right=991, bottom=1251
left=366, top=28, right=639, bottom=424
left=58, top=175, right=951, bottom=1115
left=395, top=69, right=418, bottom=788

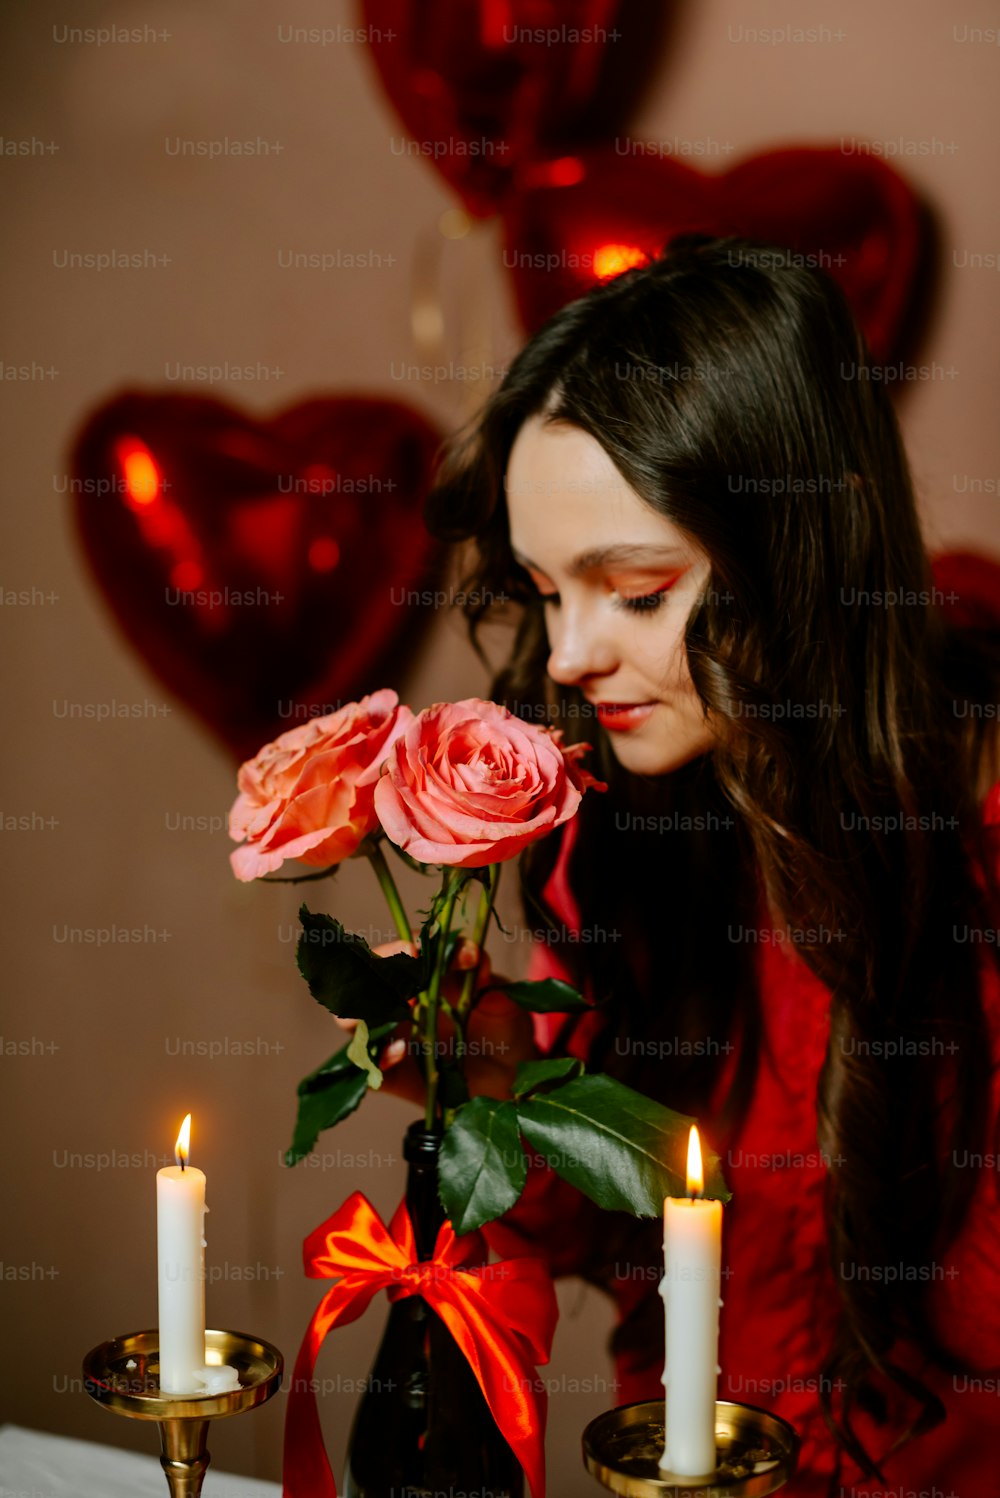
left=614, top=588, right=671, bottom=615
left=532, top=579, right=680, bottom=615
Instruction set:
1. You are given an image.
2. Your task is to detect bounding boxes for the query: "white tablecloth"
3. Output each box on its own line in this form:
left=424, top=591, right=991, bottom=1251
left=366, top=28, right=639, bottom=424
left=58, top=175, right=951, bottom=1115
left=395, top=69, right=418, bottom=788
left=0, top=1424, right=281, bottom=1497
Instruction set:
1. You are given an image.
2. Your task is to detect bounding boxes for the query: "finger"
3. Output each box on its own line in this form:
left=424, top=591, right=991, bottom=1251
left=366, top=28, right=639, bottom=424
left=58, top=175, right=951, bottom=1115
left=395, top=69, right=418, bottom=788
left=453, top=938, right=480, bottom=970
left=375, top=1015, right=414, bottom=1063
left=452, top=939, right=492, bottom=982
left=380, top=1037, right=407, bottom=1067
left=374, top=939, right=419, bottom=959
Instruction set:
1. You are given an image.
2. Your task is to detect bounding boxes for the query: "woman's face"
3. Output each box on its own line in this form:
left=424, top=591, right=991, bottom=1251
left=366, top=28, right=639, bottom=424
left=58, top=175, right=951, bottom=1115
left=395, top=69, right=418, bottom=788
left=505, top=414, right=718, bottom=777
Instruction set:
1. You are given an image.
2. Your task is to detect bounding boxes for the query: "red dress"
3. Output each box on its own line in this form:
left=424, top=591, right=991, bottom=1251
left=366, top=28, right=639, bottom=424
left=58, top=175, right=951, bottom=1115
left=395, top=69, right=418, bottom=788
left=487, top=553, right=1000, bottom=1496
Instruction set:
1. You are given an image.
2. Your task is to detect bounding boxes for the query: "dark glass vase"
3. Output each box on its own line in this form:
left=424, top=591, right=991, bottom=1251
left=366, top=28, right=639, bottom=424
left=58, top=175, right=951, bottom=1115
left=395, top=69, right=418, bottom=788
left=342, top=1120, right=525, bottom=1498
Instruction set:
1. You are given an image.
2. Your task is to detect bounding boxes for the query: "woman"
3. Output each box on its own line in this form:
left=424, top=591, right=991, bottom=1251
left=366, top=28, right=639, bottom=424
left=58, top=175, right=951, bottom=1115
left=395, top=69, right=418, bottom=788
left=364, top=235, right=1000, bottom=1494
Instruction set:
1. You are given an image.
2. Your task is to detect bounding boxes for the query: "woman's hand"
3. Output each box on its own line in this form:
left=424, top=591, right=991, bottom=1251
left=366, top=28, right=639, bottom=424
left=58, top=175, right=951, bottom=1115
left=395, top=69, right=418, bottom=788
left=330, top=938, right=538, bottom=1107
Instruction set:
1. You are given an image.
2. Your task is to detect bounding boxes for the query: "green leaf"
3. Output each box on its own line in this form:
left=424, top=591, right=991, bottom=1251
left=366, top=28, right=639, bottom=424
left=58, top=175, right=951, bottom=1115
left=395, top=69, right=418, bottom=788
left=438, top=1096, right=527, bottom=1233
left=298, top=1022, right=397, bottom=1095
left=285, top=1067, right=367, bottom=1165
left=515, top=1074, right=731, bottom=1215
left=295, top=904, right=426, bottom=1027
left=347, top=1019, right=383, bottom=1089
left=512, top=1056, right=584, bottom=1098
left=494, top=978, right=592, bottom=1013
left=286, top=1022, right=398, bottom=1164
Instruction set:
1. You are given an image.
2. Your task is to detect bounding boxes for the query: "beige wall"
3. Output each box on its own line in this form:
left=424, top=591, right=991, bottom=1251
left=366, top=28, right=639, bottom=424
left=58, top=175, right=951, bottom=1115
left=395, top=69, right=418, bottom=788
left=1, top=0, right=997, bottom=1490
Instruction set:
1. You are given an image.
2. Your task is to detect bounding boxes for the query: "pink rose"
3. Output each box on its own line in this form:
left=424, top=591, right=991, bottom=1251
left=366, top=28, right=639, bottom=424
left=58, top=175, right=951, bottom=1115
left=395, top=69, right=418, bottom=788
left=228, top=690, right=414, bottom=881
left=373, top=698, right=607, bottom=869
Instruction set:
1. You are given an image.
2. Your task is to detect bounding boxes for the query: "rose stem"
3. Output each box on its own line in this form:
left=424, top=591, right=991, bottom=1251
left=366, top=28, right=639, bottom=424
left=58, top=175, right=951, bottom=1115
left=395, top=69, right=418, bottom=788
left=364, top=840, right=424, bottom=1060
left=364, top=840, right=414, bottom=944
left=454, top=863, right=501, bottom=1061
left=424, top=868, right=463, bottom=1129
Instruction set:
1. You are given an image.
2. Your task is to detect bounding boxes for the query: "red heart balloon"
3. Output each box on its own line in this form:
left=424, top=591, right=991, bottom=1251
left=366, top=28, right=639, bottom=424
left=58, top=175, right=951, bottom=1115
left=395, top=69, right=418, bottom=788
left=69, top=392, right=445, bottom=761
left=361, top=0, right=626, bottom=218
left=503, top=144, right=927, bottom=362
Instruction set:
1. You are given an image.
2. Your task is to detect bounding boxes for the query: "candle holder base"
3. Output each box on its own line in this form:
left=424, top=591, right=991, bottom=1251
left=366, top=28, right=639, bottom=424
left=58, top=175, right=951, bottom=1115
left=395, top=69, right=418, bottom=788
left=83, top=1327, right=283, bottom=1498
left=583, top=1399, right=799, bottom=1497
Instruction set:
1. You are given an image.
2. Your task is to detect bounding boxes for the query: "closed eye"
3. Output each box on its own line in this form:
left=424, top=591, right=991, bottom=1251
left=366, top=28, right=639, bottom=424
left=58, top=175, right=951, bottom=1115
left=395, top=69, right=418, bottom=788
left=534, top=586, right=671, bottom=614
left=518, top=566, right=685, bottom=615
left=614, top=589, right=668, bottom=615
left=612, top=574, right=685, bottom=615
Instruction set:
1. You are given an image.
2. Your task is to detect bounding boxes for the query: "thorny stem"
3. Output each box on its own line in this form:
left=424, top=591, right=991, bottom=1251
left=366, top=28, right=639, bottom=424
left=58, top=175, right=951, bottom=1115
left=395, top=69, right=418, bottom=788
left=423, top=869, right=463, bottom=1129
left=454, top=864, right=501, bottom=1061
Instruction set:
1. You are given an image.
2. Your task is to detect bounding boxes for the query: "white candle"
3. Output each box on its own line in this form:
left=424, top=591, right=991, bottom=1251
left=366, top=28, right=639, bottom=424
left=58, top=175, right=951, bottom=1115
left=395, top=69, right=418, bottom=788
left=157, top=1114, right=207, bottom=1393
left=659, top=1124, right=723, bottom=1476
left=156, top=1114, right=240, bottom=1395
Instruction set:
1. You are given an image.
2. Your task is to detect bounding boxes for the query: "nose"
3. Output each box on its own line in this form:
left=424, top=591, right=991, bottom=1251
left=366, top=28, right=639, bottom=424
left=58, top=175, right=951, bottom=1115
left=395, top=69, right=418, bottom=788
left=545, top=601, right=618, bottom=687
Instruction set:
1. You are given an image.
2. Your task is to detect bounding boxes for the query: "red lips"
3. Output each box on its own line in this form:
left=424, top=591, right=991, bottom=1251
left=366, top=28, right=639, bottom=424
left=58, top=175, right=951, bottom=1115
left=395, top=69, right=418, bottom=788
left=593, top=702, right=657, bottom=732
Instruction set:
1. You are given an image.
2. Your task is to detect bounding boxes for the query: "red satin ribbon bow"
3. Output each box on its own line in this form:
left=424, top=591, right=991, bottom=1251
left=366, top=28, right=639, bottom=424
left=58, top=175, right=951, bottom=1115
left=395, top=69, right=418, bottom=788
left=283, top=1190, right=559, bottom=1498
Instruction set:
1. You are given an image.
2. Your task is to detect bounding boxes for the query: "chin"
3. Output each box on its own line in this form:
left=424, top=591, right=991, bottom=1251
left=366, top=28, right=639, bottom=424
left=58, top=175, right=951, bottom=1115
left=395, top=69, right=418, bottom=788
left=605, top=724, right=714, bottom=778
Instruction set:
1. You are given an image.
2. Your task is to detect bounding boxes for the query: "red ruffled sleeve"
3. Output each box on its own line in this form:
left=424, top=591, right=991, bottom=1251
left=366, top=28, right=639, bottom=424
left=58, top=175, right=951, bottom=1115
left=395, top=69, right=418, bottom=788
left=921, top=550, right=1000, bottom=1365
left=930, top=548, right=1000, bottom=631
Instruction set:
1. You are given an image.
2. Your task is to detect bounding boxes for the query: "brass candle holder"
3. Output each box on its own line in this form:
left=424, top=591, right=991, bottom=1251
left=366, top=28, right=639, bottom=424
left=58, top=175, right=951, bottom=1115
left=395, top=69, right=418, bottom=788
left=583, top=1399, right=799, bottom=1497
left=83, top=1327, right=283, bottom=1498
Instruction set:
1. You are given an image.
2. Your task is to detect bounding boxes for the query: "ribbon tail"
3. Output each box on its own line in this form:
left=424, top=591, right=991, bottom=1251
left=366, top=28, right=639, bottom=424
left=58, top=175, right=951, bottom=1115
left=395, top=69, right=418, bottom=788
left=432, top=1286, right=550, bottom=1498
left=282, top=1278, right=384, bottom=1498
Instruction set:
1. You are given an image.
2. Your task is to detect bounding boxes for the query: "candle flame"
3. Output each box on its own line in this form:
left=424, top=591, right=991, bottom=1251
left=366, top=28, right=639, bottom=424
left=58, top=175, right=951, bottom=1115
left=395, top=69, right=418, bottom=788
left=686, top=1124, right=704, bottom=1197
left=174, top=1113, right=192, bottom=1169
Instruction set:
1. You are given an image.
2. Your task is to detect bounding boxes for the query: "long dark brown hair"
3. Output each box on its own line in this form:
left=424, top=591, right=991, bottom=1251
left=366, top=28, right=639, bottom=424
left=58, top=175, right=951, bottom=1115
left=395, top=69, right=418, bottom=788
left=423, top=234, right=1000, bottom=1483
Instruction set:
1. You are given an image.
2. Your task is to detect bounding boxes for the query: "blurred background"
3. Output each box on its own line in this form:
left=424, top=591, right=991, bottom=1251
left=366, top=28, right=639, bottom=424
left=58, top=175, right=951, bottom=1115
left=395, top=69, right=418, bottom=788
left=1, top=0, right=998, bottom=1490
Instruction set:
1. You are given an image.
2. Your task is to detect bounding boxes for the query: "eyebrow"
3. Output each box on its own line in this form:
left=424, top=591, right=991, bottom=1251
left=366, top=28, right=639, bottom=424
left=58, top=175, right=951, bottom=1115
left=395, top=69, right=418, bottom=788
left=510, top=543, right=687, bottom=579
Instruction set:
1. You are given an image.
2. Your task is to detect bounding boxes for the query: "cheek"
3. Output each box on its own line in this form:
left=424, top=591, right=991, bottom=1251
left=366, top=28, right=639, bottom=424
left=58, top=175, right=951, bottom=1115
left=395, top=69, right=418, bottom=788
left=632, top=612, right=691, bottom=689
